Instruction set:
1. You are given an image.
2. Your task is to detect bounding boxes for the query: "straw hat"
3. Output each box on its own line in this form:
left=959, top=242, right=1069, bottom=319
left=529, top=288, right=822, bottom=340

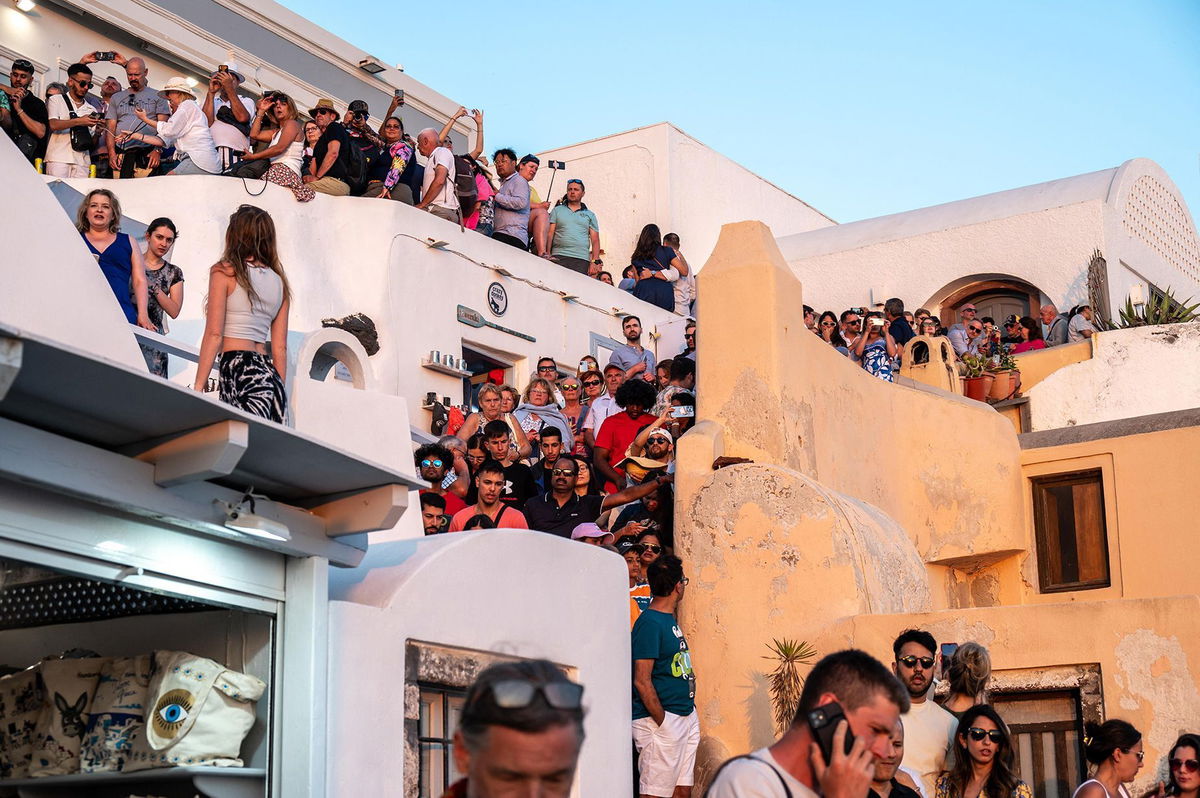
left=308, top=97, right=339, bottom=117
left=158, top=77, right=197, bottom=100
left=211, top=60, right=245, bottom=83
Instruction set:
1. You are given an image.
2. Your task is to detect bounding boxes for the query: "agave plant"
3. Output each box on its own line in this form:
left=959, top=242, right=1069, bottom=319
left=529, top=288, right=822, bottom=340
left=1117, top=288, right=1200, bottom=328
left=764, top=639, right=818, bottom=735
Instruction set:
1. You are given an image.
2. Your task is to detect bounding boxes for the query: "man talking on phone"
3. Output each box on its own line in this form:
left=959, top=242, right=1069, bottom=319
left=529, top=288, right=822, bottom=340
left=707, top=649, right=910, bottom=798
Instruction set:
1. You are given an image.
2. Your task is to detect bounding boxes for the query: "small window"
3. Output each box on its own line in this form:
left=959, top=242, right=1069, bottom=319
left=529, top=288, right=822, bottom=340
left=1032, top=470, right=1109, bottom=592
left=418, top=685, right=466, bottom=797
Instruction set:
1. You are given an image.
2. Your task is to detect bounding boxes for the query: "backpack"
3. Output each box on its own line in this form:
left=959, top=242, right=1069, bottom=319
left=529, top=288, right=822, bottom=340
left=452, top=154, right=478, bottom=215
left=341, top=139, right=369, bottom=195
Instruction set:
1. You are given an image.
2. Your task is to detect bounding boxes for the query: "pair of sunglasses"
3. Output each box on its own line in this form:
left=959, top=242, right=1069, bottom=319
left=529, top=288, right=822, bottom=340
left=481, top=679, right=583, bottom=711
left=420, top=459, right=443, bottom=468
left=550, top=468, right=577, bottom=477
left=1171, top=758, right=1199, bottom=773
left=967, top=727, right=1005, bottom=744
left=897, top=655, right=934, bottom=670
left=641, top=544, right=663, bottom=554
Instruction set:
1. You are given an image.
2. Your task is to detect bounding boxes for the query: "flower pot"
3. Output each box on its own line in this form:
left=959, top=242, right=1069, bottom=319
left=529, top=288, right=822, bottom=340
left=963, top=375, right=992, bottom=402
left=1011, top=369, right=1022, bottom=397
left=988, top=370, right=1014, bottom=400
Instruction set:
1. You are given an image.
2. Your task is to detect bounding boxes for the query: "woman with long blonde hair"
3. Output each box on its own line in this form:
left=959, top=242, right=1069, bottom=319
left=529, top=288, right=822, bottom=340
left=76, top=188, right=155, bottom=333
left=193, top=205, right=292, bottom=422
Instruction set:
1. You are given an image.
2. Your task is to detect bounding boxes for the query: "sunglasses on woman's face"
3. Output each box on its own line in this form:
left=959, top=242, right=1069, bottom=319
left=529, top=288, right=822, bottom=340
left=583, top=379, right=601, bottom=387
left=561, top=384, right=580, bottom=390
left=642, top=544, right=663, bottom=554
left=1171, top=758, right=1200, bottom=773
left=967, top=728, right=1005, bottom=744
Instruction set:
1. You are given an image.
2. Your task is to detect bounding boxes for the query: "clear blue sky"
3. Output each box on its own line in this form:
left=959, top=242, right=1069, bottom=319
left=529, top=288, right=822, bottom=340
left=282, top=0, right=1199, bottom=224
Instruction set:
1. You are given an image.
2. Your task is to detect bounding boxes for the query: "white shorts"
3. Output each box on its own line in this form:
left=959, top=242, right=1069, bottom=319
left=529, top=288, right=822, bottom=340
left=45, top=162, right=89, bottom=178
left=632, top=709, right=700, bottom=796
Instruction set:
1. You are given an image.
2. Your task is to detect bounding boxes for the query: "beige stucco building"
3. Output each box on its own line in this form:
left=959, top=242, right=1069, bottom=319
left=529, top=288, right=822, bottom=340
left=674, top=220, right=1200, bottom=796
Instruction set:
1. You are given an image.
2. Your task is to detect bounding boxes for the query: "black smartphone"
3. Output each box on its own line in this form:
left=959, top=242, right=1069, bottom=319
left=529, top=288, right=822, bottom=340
left=96, top=51, right=116, bottom=62
left=394, top=88, right=404, bottom=100
left=808, top=701, right=855, bottom=764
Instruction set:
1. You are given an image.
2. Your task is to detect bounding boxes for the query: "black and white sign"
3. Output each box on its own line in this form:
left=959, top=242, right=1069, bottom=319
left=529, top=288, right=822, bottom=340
left=487, top=282, right=508, bottom=317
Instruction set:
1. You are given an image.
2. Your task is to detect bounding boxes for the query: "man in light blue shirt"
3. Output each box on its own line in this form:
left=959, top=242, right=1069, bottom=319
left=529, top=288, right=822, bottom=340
left=546, top=178, right=601, bottom=275
left=608, top=315, right=657, bottom=382
left=491, top=147, right=530, bottom=249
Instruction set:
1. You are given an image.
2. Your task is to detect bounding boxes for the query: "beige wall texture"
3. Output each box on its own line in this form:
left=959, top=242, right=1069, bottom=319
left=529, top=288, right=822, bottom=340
left=674, top=220, right=1200, bottom=793
left=674, top=221, right=1026, bottom=776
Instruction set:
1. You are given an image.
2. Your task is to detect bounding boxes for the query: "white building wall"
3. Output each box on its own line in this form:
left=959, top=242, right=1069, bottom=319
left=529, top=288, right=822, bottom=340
left=776, top=158, right=1200, bottom=321
left=1028, top=323, right=1200, bottom=431
left=327, top=530, right=634, bottom=798
left=531, top=123, right=835, bottom=275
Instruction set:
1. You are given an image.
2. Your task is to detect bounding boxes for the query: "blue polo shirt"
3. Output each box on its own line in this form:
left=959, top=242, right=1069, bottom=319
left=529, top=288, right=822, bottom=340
left=549, top=203, right=599, bottom=260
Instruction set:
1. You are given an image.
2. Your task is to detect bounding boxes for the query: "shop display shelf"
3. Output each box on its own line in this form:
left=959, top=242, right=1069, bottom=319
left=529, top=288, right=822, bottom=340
left=0, top=766, right=266, bottom=798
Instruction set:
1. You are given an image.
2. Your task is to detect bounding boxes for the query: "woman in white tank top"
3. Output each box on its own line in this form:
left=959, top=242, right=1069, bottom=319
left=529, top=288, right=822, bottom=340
left=1073, top=720, right=1144, bottom=798
left=193, top=205, right=292, bottom=422
left=241, top=93, right=313, bottom=202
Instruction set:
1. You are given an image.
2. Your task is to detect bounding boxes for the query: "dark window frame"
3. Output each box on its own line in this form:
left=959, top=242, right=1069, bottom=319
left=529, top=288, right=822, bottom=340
left=416, top=682, right=467, bottom=798
left=1032, top=469, right=1110, bottom=593
left=992, top=688, right=1087, bottom=797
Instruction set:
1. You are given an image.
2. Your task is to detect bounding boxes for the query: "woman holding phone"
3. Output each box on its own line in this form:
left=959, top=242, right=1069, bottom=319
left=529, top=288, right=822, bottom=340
left=855, top=312, right=898, bottom=382
left=935, top=705, right=1032, bottom=798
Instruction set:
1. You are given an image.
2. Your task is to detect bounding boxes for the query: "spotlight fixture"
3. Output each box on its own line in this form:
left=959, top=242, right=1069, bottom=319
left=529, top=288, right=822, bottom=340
left=15, top=0, right=36, bottom=11
left=215, top=489, right=291, bottom=542
left=357, top=57, right=385, bottom=75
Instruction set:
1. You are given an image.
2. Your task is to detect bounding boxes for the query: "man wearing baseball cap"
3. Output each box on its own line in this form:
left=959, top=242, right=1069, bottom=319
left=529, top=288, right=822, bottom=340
left=1000, top=314, right=1024, bottom=345
left=947, top=303, right=978, bottom=356
left=2, top=57, right=49, bottom=165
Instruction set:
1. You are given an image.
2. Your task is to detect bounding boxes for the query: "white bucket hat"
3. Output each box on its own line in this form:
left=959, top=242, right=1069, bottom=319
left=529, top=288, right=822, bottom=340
left=211, top=60, right=245, bottom=84
left=158, top=77, right=197, bottom=100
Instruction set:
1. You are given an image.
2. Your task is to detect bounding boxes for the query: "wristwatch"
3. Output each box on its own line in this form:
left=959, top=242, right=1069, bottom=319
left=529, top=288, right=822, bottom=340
left=593, top=259, right=603, bottom=265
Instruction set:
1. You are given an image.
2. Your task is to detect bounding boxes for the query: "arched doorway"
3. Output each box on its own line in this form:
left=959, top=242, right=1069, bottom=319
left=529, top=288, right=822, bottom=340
left=931, top=276, right=1043, bottom=327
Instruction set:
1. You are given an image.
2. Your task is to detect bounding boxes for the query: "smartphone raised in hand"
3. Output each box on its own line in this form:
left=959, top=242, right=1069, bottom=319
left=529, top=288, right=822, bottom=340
left=808, top=701, right=856, bottom=765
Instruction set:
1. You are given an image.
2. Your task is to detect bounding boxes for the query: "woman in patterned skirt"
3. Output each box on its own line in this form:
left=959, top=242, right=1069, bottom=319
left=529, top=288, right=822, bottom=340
left=192, top=205, right=292, bottom=422
left=140, top=218, right=184, bottom=377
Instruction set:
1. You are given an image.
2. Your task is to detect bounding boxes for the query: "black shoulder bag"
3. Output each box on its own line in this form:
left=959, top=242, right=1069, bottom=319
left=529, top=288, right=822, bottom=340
left=66, top=98, right=96, bottom=152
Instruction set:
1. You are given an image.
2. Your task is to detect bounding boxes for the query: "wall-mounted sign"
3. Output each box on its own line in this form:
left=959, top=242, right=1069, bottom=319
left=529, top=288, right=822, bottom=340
left=487, top=282, right=508, bottom=316
left=457, top=305, right=536, bottom=342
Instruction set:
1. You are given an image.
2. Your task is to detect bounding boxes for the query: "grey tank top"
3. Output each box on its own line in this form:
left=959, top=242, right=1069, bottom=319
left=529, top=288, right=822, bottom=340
left=224, top=265, right=283, bottom=343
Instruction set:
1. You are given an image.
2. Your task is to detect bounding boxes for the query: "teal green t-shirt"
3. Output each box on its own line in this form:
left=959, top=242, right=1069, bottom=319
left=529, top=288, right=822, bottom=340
left=548, top=203, right=599, bottom=260
left=631, top=608, right=696, bottom=719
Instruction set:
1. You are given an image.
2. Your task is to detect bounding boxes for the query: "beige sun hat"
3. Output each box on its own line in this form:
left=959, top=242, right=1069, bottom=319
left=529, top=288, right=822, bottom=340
left=158, top=77, right=197, bottom=100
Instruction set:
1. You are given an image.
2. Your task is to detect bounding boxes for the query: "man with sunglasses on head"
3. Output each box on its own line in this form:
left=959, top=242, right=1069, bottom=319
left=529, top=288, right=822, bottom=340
left=3, top=58, right=49, bottom=165
left=524, top=455, right=671, bottom=538
left=447, top=659, right=585, bottom=798
left=632, top=555, right=699, bottom=798
left=45, top=63, right=103, bottom=178
left=892, top=629, right=957, bottom=798
left=415, top=442, right=469, bottom=517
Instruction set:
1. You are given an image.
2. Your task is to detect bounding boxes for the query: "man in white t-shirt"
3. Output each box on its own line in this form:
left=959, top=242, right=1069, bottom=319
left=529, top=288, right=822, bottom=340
left=415, top=127, right=459, bottom=224
left=45, top=63, right=104, bottom=177
left=708, top=649, right=910, bottom=798
left=891, top=629, right=957, bottom=798
left=201, top=63, right=255, bottom=170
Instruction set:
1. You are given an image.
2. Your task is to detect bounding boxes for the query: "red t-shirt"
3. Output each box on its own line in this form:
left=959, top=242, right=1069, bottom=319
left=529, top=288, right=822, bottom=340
left=422, top=489, right=467, bottom=517
left=594, top=411, right=653, bottom=492
left=447, top=504, right=529, bottom=532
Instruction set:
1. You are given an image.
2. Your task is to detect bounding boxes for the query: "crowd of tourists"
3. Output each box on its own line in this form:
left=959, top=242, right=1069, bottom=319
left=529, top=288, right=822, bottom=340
left=803, top=298, right=1098, bottom=383
left=447, top=631, right=1195, bottom=798
left=7, top=53, right=702, bottom=315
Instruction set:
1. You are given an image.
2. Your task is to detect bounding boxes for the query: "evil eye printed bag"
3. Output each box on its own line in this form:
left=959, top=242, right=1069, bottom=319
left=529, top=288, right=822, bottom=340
left=125, top=651, right=265, bottom=771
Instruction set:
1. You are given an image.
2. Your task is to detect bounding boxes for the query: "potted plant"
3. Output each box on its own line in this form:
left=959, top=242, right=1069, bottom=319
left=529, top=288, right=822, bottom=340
left=961, top=353, right=993, bottom=402
left=986, top=346, right=1019, bottom=401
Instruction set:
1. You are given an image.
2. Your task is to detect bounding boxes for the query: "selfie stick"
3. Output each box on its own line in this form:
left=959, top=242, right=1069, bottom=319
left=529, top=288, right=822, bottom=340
left=545, top=159, right=566, bottom=201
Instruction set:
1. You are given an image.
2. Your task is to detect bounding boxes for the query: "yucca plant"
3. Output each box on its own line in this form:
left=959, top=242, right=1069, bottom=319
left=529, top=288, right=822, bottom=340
left=1117, top=287, right=1200, bottom=328
left=764, top=639, right=818, bottom=735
